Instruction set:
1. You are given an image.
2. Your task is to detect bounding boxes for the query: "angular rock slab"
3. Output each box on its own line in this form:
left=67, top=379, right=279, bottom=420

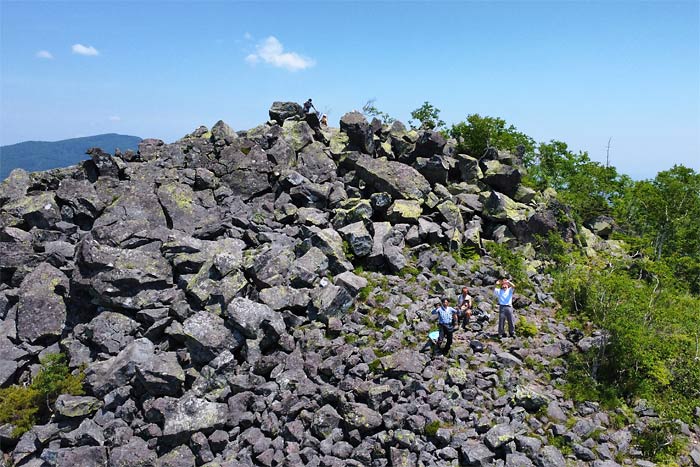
left=352, top=155, right=431, bottom=201
left=160, top=393, right=229, bottom=439
left=16, top=262, right=68, bottom=344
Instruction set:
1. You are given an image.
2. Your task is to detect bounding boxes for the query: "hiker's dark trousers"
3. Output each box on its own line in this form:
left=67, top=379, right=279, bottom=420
left=498, top=305, right=515, bottom=336
left=437, top=323, right=454, bottom=353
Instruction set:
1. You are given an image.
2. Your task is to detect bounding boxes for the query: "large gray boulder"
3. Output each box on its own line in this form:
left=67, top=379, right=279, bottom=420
left=16, top=262, right=68, bottom=343
left=183, top=311, right=243, bottom=365
left=55, top=179, right=105, bottom=227
left=225, top=297, right=285, bottom=340
left=340, top=111, right=374, bottom=154
left=2, top=192, right=61, bottom=229
left=84, top=311, right=139, bottom=355
left=481, top=160, right=522, bottom=198
left=159, top=393, right=229, bottom=440
left=156, top=181, right=221, bottom=235
left=269, top=101, right=304, bottom=124
left=297, top=142, right=337, bottom=184
left=109, top=437, right=157, bottom=467
left=413, top=130, right=447, bottom=158
left=85, top=338, right=182, bottom=397
left=353, top=155, right=431, bottom=201
left=413, top=156, right=450, bottom=185
left=309, top=284, right=354, bottom=322
left=307, top=227, right=353, bottom=273
left=54, top=446, right=108, bottom=467
left=90, top=185, right=167, bottom=246
left=338, top=221, right=373, bottom=257
left=216, top=144, right=274, bottom=199
left=74, top=235, right=173, bottom=310
left=0, top=168, right=30, bottom=206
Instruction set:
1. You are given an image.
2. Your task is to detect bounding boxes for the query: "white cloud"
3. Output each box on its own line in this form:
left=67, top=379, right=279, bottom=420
left=108, top=116, right=121, bottom=122
left=72, top=43, right=99, bottom=56
left=245, top=36, right=314, bottom=72
left=36, top=50, right=53, bottom=59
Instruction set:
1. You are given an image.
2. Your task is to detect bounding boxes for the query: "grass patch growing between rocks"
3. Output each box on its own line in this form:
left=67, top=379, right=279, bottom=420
left=424, top=420, right=441, bottom=437
left=516, top=316, right=538, bottom=337
left=0, top=353, right=84, bottom=437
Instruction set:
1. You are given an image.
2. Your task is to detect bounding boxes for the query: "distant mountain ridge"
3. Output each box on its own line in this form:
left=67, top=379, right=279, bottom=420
left=0, top=133, right=142, bottom=180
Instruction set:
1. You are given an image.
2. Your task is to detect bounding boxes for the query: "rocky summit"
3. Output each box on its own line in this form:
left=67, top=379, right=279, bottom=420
left=0, top=103, right=697, bottom=467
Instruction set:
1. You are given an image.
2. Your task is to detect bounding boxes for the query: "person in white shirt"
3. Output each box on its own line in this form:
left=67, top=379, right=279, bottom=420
left=494, top=278, right=515, bottom=338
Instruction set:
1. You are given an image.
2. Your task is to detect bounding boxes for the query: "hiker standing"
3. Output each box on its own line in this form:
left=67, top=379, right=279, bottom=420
left=457, top=287, right=473, bottom=331
left=320, top=114, right=328, bottom=126
left=431, top=298, right=459, bottom=354
left=303, top=98, right=317, bottom=115
left=495, top=279, right=515, bottom=338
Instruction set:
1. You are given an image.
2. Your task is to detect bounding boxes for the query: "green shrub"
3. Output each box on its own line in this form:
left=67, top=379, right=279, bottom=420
left=516, top=316, right=537, bottom=337
left=368, top=359, right=382, bottom=373
left=0, top=353, right=84, bottom=437
left=424, top=420, right=441, bottom=437
left=634, top=421, right=687, bottom=463
left=484, top=242, right=531, bottom=288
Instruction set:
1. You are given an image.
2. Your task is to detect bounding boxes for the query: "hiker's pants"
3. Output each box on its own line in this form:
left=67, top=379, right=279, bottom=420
left=438, top=323, right=454, bottom=352
left=498, top=305, right=515, bottom=336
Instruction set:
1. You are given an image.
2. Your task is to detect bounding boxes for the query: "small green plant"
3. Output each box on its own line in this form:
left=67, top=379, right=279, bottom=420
left=516, top=316, right=538, bottom=337
left=0, top=353, right=84, bottom=437
left=424, top=420, right=441, bottom=437
left=400, top=265, right=420, bottom=278
left=344, top=334, right=358, bottom=344
left=357, top=284, right=373, bottom=302
left=634, top=421, right=687, bottom=463
left=484, top=242, right=531, bottom=288
left=368, top=359, right=382, bottom=373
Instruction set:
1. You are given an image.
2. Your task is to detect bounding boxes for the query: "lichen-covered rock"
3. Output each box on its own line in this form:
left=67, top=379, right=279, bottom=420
left=3, top=192, right=61, bottom=229
left=156, top=181, right=221, bottom=235
left=74, top=235, right=173, bottom=310
left=159, top=393, right=229, bottom=439
left=85, top=311, right=139, bottom=355
left=387, top=199, right=422, bottom=224
left=481, top=159, right=522, bottom=197
left=352, top=155, right=431, bottom=201
left=0, top=168, right=30, bottom=206
left=16, top=262, right=68, bottom=343
left=297, top=142, right=337, bottom=183
left=309, top=284, right=354, bottom=322
left=54, top=395, right=103, bottom=418
left=312, top=404, right=343, bottom=439
left=340, top=111, right=374, bottom=154
left=484, top=423, right=516, bottom=449
left=225, top=297, right=285, bottom=340
left=269, top=101, right=303, bottom=124
left=342, top=403, right=383, bottom=433
left=338, top=221, right=373, bottom=257
left=512, top=385, right=550, bottom=412
left=183, top=311, right=243, bottom=365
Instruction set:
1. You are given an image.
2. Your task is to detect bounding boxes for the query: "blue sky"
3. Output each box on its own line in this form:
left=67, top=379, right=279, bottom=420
left=1, top=0, right=698, bottom=179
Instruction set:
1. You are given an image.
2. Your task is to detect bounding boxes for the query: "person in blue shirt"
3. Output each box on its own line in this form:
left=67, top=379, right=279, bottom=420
left=431, top=298, right=459, bottom=354
left=494, top=278, right=515, bottom=338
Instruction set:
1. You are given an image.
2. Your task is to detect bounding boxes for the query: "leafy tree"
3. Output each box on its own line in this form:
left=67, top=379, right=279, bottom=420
left=449, top=114, right=535, bottom=159
left=526, top=140, right=630, bottom=223
left=613, top=165, right=700, bottom=292
left=409, top=101, right=445, bottom=130
left=362, top=98, right=395, bottom=124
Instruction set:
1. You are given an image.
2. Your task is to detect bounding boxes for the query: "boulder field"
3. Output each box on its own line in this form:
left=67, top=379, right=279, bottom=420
left=1, top=103, right=698, bottom=466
